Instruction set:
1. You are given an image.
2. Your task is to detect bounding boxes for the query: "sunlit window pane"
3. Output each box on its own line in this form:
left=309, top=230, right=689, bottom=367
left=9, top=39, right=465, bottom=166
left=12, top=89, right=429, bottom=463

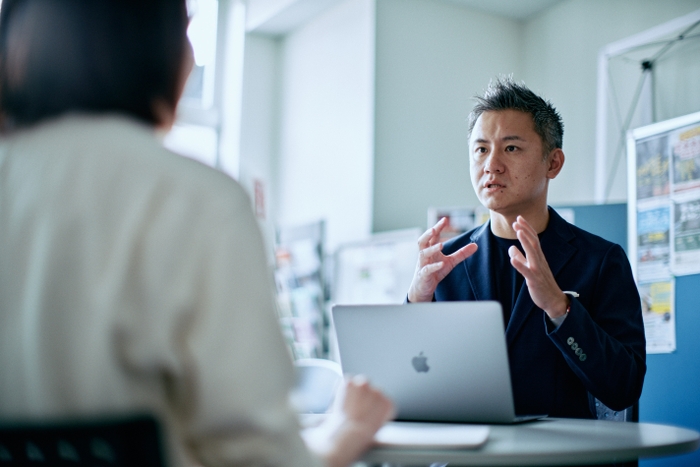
left=163, top=124, right=218, bottom=167
left=183, top=0, right=218, bottom=108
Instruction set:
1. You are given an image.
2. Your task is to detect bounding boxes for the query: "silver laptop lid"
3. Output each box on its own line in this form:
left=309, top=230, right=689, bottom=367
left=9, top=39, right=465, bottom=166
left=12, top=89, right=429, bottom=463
left=332, top=301, right=517, bottom=423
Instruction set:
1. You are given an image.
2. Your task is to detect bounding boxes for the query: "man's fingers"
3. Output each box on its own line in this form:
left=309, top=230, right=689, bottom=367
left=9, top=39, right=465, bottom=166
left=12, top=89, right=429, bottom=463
left=419, top=243, right=476, bottom=275
left=508, top=245, right=529, bottom=276
left=514, top=215, right=537, bottom=236
left=509, top=243, right=544, bottom=284
left=513, top=218, right=536, bottom=243
left=419, top=261, right=444, bottom=278
left=515, top=227, right=549, bottom=273
left=508, top=245, right=524, bottom=261
left=513, top=217, right=544, bottom=263
left=417, top=217, right=447, bottom=249
left=416, top=229, right=434, bottom=250
left=418, top=242, right=444, bottom=266
left=515, top=228, right=538, bottom=258
left=448, top=242, right=478, bottom=264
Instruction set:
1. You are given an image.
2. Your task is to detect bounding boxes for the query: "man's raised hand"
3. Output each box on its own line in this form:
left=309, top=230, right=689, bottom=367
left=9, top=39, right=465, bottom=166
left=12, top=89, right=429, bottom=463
left=407, top=217, right=478, bottom=303
left=508, top=216, right=568, bottom=319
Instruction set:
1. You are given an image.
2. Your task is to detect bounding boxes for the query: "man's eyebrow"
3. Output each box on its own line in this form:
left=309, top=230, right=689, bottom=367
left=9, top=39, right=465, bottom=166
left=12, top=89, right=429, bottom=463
left=472, top=135, right=527, bottom=144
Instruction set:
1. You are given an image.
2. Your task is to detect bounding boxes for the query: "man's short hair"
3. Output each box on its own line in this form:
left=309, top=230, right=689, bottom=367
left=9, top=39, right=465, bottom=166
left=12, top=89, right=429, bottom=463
left=468, top=77, right=564, bottom=157
left=0, top=0, right=189, bottom=129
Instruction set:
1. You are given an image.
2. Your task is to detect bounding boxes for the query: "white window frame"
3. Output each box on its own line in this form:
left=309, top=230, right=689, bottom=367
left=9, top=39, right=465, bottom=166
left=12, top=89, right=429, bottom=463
left=175, top=0, right=247, bottom=178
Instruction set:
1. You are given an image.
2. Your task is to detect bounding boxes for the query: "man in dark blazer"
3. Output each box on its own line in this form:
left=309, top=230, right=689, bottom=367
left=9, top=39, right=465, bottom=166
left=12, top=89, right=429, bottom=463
left=407, top=77, right=646, bottom=419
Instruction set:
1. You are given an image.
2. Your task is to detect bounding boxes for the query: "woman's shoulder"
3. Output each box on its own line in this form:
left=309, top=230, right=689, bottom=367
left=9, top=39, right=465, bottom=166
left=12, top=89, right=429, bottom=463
left=57, top=114, right=246, bottom=200
left=7, top=113, right=252, bottom=223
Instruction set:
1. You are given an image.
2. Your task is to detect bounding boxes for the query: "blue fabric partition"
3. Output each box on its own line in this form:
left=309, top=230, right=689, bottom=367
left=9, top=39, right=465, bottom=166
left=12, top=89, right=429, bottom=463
left=639, top=273, right=700, bottom=467
left=553, top=203, right=629, bottom=252
left=555, top=203, right=700, bottom=466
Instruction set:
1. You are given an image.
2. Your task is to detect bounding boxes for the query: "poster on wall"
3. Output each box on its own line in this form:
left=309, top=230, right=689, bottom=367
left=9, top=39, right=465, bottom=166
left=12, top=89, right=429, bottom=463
left=672, top=195, right=700, bottom=275
left=635, top=134, right=670, bottom=200
left=627, top=111, right=700, bottom=354
left=671, top=123, right=700, bottom=193
left=669, top=122, right=700, bottom=276
left=635, top=203, right=671, bottom=282
left=638, top=280, right=676, bottom=354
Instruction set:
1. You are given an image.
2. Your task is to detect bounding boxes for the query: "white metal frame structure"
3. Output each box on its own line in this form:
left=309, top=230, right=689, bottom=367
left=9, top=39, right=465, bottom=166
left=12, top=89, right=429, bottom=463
left=595, top=9, right=700, bottom=204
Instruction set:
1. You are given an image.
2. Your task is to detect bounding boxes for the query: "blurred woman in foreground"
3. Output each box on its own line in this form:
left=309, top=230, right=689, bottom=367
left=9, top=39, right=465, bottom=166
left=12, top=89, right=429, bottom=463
left=0, top=1, right=394, bottom=466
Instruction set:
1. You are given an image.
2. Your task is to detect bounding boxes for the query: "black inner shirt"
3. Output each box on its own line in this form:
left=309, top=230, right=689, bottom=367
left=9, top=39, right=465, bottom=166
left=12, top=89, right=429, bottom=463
left=491, top=232, right=525, bottom=327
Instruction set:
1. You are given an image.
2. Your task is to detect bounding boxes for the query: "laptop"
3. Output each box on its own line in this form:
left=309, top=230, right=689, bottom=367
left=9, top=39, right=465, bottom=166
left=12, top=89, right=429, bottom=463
left=331, top=301, right=545, bottom=424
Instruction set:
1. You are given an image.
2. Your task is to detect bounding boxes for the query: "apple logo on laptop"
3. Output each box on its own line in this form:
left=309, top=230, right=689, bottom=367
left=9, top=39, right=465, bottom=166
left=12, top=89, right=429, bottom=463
left=412, top=351, right=430, bottom=373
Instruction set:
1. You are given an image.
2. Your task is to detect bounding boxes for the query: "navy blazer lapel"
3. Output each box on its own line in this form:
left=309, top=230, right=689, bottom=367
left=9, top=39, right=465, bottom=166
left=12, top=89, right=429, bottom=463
left=505, top=208, right=577, bottom=344
left=463, top=221, right=495, bottom=301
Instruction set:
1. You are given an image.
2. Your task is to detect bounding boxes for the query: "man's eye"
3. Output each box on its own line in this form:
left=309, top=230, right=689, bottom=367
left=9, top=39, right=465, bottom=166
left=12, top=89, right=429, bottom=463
left=505, top=145, right=518, bottom=152
left=475, top=147, right=487, bottom=154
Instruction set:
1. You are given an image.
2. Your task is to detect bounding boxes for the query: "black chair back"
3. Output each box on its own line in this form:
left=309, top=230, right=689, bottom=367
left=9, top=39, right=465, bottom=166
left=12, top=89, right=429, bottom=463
left=0, top=414, right=166, bottom=467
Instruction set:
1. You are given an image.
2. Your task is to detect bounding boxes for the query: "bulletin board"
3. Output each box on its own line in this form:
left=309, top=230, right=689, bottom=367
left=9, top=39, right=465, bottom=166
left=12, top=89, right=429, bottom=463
left=627, top=110, right=700, bottom=354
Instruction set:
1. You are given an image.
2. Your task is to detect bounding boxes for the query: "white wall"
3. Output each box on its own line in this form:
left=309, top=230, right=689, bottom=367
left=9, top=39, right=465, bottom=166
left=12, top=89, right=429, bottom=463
left=276, top=0, right=376, bottom=252
left=522, top=0, right=700, bottom=205
left=372, top=0, right=700, bottom=232
left=239, top=33, right=280, bottom=252
left=372, top=0, right=524, bottom=232
left=247, top=0, right=298, bottom=29
left=240, top=0, right=700, bottom=249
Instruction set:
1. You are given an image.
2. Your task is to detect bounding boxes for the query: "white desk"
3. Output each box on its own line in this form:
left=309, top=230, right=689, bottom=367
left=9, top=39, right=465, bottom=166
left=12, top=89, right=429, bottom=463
left=362, top=418, right=700, bottom=466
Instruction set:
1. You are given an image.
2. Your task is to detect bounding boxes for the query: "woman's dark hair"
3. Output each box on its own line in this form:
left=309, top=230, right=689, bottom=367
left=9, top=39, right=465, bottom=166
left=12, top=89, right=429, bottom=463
left=0, top=0, right=189, bottom=129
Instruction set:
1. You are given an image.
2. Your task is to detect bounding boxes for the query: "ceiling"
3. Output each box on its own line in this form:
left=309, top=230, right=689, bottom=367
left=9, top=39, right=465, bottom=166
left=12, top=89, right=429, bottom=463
left=248, top=0, right=566, bottom=36
left=443, top=0, right=565, bottom=21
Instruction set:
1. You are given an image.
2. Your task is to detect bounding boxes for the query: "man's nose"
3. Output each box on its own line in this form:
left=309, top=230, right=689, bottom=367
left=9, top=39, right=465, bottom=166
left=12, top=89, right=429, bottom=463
left=484, top=150, right=505, bottom=173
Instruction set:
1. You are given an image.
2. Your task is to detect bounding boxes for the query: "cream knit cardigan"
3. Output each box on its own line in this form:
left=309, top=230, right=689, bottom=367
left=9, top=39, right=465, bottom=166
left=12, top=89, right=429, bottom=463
left=0, top=114, right=320, bottom=467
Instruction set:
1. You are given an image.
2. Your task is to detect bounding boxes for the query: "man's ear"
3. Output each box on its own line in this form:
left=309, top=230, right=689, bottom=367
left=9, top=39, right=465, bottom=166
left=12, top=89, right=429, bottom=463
left=546, top=148, right=565, bottom=179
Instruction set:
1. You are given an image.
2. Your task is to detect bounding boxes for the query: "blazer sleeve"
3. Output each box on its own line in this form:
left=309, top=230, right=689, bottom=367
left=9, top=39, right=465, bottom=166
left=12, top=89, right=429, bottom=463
left=545, top=243, right=646, bottom=411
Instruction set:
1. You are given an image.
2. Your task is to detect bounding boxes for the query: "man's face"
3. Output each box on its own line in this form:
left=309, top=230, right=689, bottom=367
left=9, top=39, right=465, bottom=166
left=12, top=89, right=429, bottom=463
left=469, top=109, right=560, bottom=218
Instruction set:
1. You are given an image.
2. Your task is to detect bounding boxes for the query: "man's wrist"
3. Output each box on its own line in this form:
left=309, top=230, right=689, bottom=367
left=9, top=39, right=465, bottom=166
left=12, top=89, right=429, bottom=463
left=546, top=293, right=570, bottom=320
left=407, top=290, right=432, bottom=303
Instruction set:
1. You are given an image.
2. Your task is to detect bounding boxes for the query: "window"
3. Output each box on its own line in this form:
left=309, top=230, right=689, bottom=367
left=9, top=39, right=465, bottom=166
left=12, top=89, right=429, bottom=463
left=164, top=0, right=221, bottom=167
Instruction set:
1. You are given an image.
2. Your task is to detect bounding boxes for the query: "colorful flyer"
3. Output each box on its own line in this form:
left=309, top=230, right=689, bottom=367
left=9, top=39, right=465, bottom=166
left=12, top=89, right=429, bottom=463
left=671, top=123, right=700, bottom=194
left=636, top=134, right=670, bottom=200
left=671, top=195, right=700, bottom=275
left=638, top=280, right=676, bottom=354
left=636, top=203, right=671, bottom=282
